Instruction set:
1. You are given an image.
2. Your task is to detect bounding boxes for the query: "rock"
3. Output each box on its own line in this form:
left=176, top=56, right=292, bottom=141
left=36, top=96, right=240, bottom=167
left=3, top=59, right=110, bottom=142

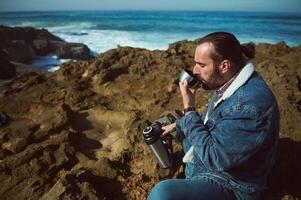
left=28, top=103, right=70, bottom=141
left=0, top=26, right=93, bottom=68
left=40, top=169, right=123, bottom=200
left=92, top=158, right=117, bottom=179
left=41, top=169, right=124, bottom=200
left=167, top=39, right=196, bottom=56
left=35, top=28, right=64, bottom=42
left=0, top=25, right=63, bottom=43
left=0, top=50, right=16, bottom=79
left=2, top=137, right=28, bottom=154
left=40, top=170, right=100, bottom=200
left=0, top=130, right=78, bottom=200
left=281, top=195, right=296, bottom=200
left=48, top=40, right=65, bottom=52
left=31, top=39, right=50, bottom=56
left=1, top=71, right=46, bottom=95
left=3, top=40, right=35, bottom=62
left=0, top=112, right=9, bottom=126
left=2, top=102, right=69, bottom=144
left=276, top=41, right=289, bottom=49
left=0, top=38, right=301, bottom=200
left=56, top=43, right=91, bottom=60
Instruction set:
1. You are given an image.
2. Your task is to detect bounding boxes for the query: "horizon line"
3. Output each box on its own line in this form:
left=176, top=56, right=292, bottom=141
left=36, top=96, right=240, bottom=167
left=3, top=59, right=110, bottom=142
left=0, top=9, right=300, bottom=15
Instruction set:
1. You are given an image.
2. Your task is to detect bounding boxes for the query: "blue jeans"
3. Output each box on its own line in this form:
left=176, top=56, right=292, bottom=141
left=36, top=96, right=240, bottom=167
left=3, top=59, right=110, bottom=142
left=147, top=138, right=260, bottom=200
left=147, top=177, right=235, bottom=200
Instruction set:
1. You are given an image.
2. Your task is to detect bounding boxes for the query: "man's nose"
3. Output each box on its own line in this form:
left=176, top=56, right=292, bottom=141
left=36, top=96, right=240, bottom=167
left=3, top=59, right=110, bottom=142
left=193, top=65, right=200, bottom=74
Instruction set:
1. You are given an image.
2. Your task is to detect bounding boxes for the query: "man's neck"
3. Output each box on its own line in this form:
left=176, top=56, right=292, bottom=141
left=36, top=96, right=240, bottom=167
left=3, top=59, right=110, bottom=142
left=216, top=70, right=240, bottom=100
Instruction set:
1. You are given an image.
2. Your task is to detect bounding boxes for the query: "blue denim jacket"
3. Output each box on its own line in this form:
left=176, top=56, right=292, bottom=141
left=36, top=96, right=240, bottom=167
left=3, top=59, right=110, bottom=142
left=176, top=68, right=279, bottom=196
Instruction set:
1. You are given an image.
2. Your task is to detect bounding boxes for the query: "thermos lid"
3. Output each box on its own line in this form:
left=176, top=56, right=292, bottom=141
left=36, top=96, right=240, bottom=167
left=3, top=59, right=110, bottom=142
left=143, top=126, right=153, bottom=134
left=143, top=125, right=161, bottom=144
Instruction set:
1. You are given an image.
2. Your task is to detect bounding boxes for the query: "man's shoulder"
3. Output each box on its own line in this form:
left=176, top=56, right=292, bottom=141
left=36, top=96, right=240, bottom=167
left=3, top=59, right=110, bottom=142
left=239, top=71, right=278, bottom=114
left=244, top=72, right=276, bottom=101
left=214, top=71, right=279, bottom=121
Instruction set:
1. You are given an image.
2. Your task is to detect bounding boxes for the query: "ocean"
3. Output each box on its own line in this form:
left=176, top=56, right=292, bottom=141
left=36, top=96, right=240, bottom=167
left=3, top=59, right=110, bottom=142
left=1, top=11, right=301, bottom=71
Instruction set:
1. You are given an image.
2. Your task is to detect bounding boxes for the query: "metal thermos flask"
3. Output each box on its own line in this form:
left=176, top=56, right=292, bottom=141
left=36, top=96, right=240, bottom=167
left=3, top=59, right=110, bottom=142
left=143, top=122, right=171, bottom=168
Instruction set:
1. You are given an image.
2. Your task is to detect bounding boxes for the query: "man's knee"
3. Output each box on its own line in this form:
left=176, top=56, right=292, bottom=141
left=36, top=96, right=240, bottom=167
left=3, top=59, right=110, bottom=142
left=147, top=179, right=176, bottom=200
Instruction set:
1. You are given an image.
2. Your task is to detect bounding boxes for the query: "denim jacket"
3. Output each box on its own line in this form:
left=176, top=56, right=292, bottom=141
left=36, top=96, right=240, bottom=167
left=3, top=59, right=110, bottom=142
left=176, top=63, right=280, bottom=195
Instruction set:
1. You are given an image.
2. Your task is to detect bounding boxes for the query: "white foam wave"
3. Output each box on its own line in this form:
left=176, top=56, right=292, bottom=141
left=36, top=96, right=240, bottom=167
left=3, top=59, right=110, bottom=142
left=46, top=22, right=94, bottom=33
left=30, top=27, right=190, bottom=72
left=6, top=21, right=45, bottom=28
left=48, top=27, right=194, bottom=54
left=31, top=54, right=73, bottom=72
left=48, top=66, right=60, bottom=72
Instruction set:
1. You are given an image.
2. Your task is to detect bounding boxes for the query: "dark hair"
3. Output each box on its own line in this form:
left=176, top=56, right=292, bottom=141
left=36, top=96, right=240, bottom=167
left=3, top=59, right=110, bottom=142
left=197, top=32, right=255, bottom=69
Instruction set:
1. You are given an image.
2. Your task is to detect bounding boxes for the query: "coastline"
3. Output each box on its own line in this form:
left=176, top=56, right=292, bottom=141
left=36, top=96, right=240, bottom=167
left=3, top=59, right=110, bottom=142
left=1, top=10, right=301, bottom=54
left=0, top=25, right=301, bottom=199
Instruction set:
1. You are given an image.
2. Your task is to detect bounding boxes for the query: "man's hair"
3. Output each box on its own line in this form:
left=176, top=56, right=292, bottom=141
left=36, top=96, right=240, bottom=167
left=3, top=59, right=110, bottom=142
left=197, top=32, right=255, bottom=69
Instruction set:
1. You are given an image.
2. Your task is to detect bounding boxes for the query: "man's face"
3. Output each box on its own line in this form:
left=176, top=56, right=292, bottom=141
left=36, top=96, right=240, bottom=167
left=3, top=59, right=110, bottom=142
left=192, top=42, right=224, bottom=90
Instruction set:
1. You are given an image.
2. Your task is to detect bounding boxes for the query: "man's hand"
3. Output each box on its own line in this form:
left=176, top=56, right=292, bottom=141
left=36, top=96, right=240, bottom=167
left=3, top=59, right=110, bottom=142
left=161, top=123, right=176, bottom=137
left=179, top=80, right=197, bottom=109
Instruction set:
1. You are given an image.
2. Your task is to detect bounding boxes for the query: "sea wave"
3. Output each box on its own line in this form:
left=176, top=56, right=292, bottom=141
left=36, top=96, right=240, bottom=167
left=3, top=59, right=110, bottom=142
left=51, top=29, right=174, bottom=53
left=1, top=11, right=301, bottom=54
left=30, top=54, right=71, bottom=72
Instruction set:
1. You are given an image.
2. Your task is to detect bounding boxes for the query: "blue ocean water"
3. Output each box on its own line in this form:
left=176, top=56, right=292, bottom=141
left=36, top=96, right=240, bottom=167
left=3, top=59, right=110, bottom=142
left=0, top=11, right=301, bottom=71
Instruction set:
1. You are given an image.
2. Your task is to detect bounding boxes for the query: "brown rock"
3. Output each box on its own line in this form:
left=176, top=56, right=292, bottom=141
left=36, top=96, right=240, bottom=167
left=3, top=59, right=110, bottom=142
left=0, top=61, right=16, bottom=80
left=31, top=39, right=50, bottom=56
left=40, top=169, right=125, bottom=200
left=3, top=40, right=35, bottom=62
left=0, top=38, right=301, bottom=200
left=0, top=71, right=46, bottom=95
left=0, top=26, right=93, bottom=68
left=0, top=112, right=9, bottom=126
left=0, top=25, right=63, bottom=44
left=40, top=170, right=100, bottom=200
left=0, top=130, right=78, bottom=200
left=1, top=137, right=28, bottom=154
left=56, top=43, right=91, bottom=60
left=92, top=157, right=117, bottom=179
left=0, top=50, right=16, bottom=79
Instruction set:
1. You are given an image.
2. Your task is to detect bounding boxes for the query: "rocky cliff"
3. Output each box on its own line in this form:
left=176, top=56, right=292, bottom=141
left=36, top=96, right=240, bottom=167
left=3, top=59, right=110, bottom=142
left=0, top=30, right=301, bottom=200
left=0, top=26, right=92, bottom=80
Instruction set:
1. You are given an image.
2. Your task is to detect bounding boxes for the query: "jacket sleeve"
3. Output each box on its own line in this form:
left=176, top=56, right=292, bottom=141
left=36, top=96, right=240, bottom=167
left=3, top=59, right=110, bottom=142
left=176, top=109, right=269, bottom=171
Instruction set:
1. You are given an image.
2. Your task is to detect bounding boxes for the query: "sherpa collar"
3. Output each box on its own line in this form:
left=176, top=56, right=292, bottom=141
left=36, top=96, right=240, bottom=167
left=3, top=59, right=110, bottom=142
left=213, top=62, right=255, bottom=108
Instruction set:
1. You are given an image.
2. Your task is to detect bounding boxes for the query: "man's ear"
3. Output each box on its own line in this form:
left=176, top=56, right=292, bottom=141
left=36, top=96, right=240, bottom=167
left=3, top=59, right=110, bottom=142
left=219, top=60, right=230, bottom=74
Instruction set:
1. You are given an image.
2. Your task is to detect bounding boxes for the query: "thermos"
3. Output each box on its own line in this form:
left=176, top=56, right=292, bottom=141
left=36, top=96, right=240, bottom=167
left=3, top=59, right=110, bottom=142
left=143, top=122, right=171, bottom=169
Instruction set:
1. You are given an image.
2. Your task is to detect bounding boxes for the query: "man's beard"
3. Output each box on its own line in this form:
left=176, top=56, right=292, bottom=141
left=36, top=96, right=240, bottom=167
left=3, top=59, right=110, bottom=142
left=201, top=65, right=224, bottom=90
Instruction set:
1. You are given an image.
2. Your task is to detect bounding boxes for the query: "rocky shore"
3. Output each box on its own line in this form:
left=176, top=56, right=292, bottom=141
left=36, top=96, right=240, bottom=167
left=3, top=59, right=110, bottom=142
left=0, top=26, right=301, bottom=200
left=0, top=25, right=92, bottom=80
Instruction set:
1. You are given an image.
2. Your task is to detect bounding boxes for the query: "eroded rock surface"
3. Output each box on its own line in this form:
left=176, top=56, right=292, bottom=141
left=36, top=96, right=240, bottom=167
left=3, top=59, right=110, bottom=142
left=0, top=50, right=16, bottom=80
left=0, top=26, right=92, bottom=64
left=0, top=38, right=301, bottom=200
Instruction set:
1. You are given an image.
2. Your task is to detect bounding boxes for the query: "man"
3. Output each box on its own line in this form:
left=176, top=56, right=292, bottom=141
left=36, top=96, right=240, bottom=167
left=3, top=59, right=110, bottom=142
left=147, top=32, right=279, bottom=200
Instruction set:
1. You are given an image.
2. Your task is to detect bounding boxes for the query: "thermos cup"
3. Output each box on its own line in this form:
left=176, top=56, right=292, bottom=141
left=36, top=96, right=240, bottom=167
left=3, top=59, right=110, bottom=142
left=179, top=69, right=202, bottom=89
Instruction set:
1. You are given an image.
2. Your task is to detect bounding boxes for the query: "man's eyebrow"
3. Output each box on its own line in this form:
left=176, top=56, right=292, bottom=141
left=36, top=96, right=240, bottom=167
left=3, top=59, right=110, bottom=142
left=195, top=61, right=206, bottom=66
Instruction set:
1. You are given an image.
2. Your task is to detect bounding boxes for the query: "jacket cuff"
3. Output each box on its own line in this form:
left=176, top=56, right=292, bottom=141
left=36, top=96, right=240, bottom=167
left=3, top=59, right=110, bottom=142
left=176, top=117, right=183, bottom=136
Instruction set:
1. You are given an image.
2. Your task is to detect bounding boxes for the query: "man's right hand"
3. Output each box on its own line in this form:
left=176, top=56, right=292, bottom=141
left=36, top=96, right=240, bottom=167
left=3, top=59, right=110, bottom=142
left=179, top=80, right=197, bottom=109
left=161, top=123, right=176, bottom=137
